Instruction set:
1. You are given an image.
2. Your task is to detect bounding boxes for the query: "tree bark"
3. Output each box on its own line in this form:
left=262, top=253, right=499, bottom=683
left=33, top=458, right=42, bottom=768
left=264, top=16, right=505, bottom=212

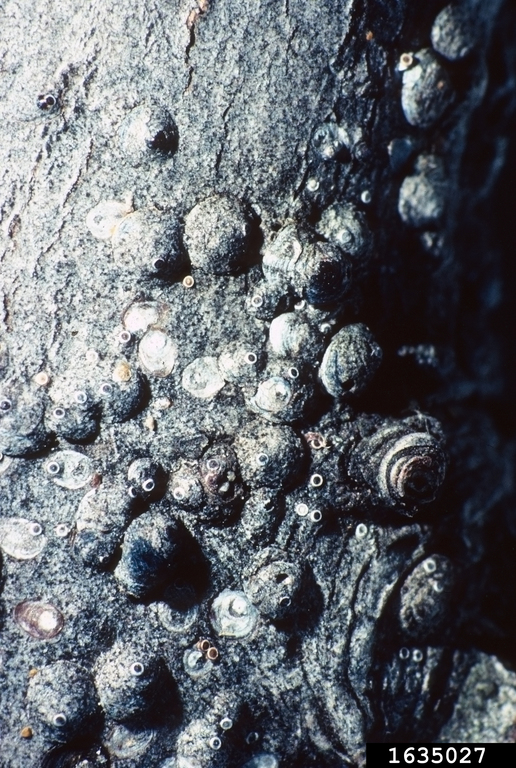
left=0, top=1, right=515, bottom=766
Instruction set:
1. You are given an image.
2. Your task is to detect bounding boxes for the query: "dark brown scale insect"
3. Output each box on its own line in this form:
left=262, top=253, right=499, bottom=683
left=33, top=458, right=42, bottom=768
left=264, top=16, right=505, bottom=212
left=199, top=444, right=243, bottom=505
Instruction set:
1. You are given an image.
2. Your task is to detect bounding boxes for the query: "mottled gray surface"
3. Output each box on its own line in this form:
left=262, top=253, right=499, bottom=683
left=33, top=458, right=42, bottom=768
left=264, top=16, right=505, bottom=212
left=438, top=653, right=516, bottom=744
left=1, top=1, right=515, bottom=767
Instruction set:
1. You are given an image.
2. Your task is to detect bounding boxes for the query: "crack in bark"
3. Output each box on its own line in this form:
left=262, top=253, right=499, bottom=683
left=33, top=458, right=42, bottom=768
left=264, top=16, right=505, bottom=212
left=214, top=101, right=233, bottom=176
left=183, top=1, right=210, bottom=94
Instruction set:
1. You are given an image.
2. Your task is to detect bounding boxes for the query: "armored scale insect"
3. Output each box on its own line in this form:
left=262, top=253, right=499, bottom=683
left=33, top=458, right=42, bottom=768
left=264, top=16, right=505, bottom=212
left=0, top=1, right=510, bottom=764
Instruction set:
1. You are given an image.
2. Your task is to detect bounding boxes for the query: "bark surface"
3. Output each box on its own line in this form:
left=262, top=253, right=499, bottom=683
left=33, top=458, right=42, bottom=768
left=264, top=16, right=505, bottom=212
left=0, top=1, right=515, bottom=766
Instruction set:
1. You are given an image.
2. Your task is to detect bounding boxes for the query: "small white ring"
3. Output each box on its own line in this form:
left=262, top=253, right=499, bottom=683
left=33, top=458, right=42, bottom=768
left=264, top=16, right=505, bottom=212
left=295, top=503, right=309, bottom=517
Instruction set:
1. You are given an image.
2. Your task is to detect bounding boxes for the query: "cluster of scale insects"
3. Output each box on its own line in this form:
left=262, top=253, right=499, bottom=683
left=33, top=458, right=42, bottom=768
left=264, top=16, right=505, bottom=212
left=0, top=3, right=484, bottom=766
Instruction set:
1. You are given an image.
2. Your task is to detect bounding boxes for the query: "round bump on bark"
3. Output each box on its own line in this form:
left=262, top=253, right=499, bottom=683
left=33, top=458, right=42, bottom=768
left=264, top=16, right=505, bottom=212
left=118, top=102, right=178, bottom=165
left=114, top=511, right=189, bottom=599
left=431, top=3, right=478, bottom=61
left=399, top=555, right=456, bottom=639
left=318, top=323, right=382, bottom=398
left=168, top=462, right=205, bottom=510
left=234, top=422, right=304, bottom=489
left=292, top=240, right=352, bottom=308
left=400, top=49, right=454, bottom=128
left=27, top=662, right=99, bottom=742
left=46, top=389, right=99, bottom=443
left=184, top=194, right=253, bottom=275
left=97, top=363, right=146, bottom=424
left=0, top=383, right=50, bottom=457
left=74, top=486, right=134, bottom=569
left=398, top=154, right=447, bottom=228
left=316, top=203, right=372, bottom=264
left=112, top=208, right=187, bottom=279
left=94, top=641, right=163, bottom=722
left=127, top=457, right=167, bottom=501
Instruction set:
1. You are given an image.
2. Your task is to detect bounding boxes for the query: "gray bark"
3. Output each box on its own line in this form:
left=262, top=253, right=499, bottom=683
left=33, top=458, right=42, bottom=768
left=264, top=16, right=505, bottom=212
left=0, top=1, right=515, bottom=766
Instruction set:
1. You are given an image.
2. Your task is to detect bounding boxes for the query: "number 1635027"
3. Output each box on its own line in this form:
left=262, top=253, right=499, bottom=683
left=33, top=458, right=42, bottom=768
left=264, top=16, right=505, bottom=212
left=388, top=748, right=485, bottom=764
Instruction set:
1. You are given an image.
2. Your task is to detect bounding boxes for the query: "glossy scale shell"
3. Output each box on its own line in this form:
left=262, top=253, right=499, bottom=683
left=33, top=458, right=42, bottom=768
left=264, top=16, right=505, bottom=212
left=44, top=449, right=95, bottom=490
left=86, top=198, right=133, bottom=241
left=248, top=361, right=315, bottom=425
left=210, top=589, right=259, bottom=638
left=182, top=356, right=226, bottom=399
left=243, top=547, right=303, bottom=621
left=14, top=600, right=64, bottom=640
left=0, top=517, right=47, bottom=560
left=292, top=240, right=352, bottom=307
left=138, top=328, right=178, bottom=378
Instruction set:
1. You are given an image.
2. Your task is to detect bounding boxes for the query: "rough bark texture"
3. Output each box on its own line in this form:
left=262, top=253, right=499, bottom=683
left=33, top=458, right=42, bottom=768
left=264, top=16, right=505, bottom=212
left=0, top=1, right=515, bottom=766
